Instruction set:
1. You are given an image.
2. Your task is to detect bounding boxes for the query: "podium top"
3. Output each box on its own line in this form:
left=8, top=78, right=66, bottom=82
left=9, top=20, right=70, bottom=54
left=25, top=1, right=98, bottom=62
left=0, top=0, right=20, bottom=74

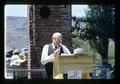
left=53, top=53, right=93, bottom=79
left=61, top=53, right=89, bottom=57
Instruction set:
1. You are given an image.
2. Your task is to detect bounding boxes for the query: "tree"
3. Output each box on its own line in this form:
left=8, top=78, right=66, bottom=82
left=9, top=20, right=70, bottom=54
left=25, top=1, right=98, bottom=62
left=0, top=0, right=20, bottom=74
left=80, top=5, right=115, bottom=65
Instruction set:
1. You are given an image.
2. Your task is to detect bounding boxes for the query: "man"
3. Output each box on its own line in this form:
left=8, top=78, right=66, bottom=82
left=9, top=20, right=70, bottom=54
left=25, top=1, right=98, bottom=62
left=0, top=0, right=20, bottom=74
left=16, top=52, right=28, bottom=79
left=10, top=49, right=28, bottom=79
left=10, top=49, right=21, bottom=68
left=41, top=32, right=71, bottom=79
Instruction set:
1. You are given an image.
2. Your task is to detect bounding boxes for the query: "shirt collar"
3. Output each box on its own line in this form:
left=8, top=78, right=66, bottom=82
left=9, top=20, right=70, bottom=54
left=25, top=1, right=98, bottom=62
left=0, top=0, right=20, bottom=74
left=52, top=43, right=56, bottom=49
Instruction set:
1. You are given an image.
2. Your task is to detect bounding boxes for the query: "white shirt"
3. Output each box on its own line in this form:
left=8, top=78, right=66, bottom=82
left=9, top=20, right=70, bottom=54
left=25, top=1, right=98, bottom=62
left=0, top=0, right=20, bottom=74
left=10, top=54, right=28, bottom=78
left=10, top=55, right=21, bottom=66
left=41, top=43, right=71, bottom=65
left=10, top=55, right=26, bottom=67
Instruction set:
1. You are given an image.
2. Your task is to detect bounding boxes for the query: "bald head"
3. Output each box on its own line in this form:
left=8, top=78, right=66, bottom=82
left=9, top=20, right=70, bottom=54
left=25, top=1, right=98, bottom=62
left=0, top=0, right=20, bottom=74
left=52, top=32, right=63, bottom=47
left=52, top=32, right=62, bottom=38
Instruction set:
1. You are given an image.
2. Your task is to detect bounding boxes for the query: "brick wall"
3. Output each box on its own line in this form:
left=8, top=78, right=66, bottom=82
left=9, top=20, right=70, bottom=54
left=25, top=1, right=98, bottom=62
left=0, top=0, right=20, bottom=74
left=28, top=5, right=72, bottom=79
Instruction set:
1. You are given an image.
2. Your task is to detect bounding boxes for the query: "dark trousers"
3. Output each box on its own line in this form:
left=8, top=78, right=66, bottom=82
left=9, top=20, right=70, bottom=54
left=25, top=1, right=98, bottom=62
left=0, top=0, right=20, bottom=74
left=45, top=62, right=53, bottom=79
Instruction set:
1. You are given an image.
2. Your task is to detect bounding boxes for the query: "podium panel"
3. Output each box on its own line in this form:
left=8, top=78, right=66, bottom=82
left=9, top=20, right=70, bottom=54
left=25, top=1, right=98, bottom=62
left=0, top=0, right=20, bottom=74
left=53, top=53, right=93, bottom=79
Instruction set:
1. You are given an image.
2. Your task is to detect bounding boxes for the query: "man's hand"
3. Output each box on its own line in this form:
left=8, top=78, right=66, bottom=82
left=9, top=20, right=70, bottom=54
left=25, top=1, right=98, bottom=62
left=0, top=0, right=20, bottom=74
left=54, top=48, right=60, bottom=57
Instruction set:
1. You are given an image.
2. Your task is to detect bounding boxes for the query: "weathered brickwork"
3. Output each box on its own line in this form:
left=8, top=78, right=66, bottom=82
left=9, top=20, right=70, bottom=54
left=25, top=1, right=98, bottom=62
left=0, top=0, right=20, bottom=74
left=28, top=5, right=72, bottom=79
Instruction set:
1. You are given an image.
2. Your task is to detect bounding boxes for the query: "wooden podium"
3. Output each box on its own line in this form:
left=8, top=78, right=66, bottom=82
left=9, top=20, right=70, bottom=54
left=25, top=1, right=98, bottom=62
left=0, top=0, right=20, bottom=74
left=53, top=53, right=93, bottom=79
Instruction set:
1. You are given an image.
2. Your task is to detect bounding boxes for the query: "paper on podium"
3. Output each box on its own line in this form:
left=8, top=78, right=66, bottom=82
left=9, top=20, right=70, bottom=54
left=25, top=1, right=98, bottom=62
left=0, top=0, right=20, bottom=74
left=73, top=48, right=85, bottom=54
left=61, top=53, right=86, bottom=57
left=61, top=48, right=85, bottom=56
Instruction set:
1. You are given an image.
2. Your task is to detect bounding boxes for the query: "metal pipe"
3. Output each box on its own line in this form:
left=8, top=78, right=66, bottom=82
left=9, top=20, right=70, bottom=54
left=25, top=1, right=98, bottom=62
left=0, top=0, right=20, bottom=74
left=8, top=69, right=45, bottom=72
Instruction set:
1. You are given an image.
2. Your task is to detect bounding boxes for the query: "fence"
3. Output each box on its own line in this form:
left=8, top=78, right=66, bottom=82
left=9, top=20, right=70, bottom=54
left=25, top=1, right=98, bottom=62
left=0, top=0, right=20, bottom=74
left=7, top=69, right=47, bottom=79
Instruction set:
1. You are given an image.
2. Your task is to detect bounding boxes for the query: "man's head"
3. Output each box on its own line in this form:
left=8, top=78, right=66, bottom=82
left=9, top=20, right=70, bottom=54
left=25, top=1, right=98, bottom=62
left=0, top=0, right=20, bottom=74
left=52, top=32, right=63, bottom=47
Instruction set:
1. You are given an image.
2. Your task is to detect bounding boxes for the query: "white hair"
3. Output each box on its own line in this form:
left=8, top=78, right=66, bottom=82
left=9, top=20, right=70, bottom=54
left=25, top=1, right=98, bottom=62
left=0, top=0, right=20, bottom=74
left=52, top=32, right=62, bottom=38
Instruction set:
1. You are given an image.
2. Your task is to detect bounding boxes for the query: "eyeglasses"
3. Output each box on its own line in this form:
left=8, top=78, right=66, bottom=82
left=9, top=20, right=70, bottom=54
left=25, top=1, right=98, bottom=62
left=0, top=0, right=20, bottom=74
left=53, top=37, right=62, bottom=42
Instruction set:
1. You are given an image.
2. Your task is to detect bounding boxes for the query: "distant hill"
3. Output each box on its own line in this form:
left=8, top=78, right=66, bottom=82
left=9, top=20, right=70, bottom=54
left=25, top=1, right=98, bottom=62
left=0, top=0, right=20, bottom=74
left=5, top=16, right=86, bottom=52
left=5, top=16, right=28, bottom=52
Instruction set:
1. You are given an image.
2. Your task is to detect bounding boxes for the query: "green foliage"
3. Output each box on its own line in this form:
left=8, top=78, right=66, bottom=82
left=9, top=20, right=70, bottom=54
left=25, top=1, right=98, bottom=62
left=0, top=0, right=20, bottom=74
left=73, top=5, right=115, bottom=64
left=72, top=30, right=114, bottom=66
left=72, top=30, right=101, bottom=64
left=85, top=5, right=115, bottom=39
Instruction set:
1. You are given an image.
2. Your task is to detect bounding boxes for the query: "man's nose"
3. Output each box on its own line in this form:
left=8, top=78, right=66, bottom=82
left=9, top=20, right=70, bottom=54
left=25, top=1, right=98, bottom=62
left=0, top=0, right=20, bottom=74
left=56, top=39, right=59, bottom=42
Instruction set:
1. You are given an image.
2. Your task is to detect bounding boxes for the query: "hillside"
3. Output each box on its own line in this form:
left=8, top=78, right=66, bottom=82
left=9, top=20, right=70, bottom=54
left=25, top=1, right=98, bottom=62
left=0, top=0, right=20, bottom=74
left=5, top=16, right=28, bottom=52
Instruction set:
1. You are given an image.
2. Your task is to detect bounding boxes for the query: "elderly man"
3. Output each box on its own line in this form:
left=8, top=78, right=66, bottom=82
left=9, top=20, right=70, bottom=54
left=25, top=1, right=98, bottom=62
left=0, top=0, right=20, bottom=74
left=41, top=32, right=71, bottom=79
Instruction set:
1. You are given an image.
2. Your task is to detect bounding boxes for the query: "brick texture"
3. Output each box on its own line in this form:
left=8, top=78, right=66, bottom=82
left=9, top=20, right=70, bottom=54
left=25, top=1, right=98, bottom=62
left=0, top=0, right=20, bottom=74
left=28, top=5, right=72, bottom=79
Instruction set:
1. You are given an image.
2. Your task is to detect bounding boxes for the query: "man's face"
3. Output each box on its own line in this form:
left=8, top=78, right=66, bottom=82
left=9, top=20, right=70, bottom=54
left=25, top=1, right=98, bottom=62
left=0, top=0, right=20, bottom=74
left=52, top=36, right=62, bottom=47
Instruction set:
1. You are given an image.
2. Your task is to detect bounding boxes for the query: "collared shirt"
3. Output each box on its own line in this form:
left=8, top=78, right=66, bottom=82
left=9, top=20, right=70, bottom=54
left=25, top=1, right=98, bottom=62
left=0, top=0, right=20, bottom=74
left=41, top=43, right=71, bottom=65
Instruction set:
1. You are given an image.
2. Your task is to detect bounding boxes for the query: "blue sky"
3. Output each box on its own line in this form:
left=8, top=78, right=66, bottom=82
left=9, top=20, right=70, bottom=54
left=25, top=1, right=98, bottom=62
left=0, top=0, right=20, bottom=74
left=72, top=5, right=88, bottom=17
left=5, top=5, right=27, bottom=17
left=5, top=5, right=88, bottom=17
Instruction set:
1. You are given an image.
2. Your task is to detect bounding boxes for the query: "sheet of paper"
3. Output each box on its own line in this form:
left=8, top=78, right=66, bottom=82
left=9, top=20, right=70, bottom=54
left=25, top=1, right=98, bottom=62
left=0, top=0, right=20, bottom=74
left=68, top=70, right=82, bottom=79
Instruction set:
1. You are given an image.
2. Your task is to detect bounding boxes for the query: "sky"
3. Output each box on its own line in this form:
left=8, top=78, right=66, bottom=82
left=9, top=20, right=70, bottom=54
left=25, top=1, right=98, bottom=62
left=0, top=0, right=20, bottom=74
left=5, top=5, right=27, bottom=17
left=5, top=5, right=88, bottom=17
left=72, top=5, right=88, bottom=17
